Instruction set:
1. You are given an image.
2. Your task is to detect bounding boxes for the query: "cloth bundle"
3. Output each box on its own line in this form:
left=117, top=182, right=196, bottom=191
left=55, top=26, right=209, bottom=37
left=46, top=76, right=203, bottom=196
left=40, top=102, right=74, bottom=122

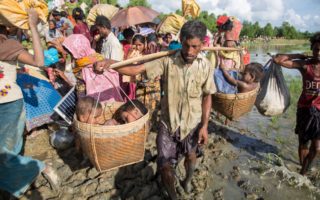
left=0, top=0, right=48, bottom=29
left=158, top=14, right=186, bottom=35
left=86, top=4, right=119, bottom=26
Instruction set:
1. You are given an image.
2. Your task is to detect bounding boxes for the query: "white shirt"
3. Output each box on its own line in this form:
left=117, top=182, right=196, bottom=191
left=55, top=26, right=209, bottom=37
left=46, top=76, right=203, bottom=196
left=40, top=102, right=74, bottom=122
left=101, top=32, right=124, bottom=61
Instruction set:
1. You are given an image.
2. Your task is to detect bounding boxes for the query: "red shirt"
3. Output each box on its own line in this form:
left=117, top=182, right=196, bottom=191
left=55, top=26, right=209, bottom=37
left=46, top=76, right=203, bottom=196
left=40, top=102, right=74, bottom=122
left=298, top=65, right=320, bottom=110
left=73, top=22, right=91, bottom=42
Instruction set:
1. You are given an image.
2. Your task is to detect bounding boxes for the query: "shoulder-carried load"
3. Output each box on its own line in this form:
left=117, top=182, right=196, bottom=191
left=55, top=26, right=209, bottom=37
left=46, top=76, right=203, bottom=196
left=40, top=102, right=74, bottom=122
left=255, top=60, right=291, bottom=116
left=0, top=0, right=48, bottom=29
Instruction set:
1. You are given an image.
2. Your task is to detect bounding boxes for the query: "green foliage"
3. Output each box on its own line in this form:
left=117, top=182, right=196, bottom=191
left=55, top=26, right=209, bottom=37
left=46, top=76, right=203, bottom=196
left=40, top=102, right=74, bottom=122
left=78, top=0, right=118, bottom=6
left=175, top=9, right=183, bottom=16
left=263, top=23, right=274, bottom=37
left=197, top=11, right=217, bottom=33
left=103, top=0, right=119, bottom=5
left=127, top=0, right=150, bottom=8
left=241, top=20, right=310, bottom=39
left=287, top=77, right=302, bottom=119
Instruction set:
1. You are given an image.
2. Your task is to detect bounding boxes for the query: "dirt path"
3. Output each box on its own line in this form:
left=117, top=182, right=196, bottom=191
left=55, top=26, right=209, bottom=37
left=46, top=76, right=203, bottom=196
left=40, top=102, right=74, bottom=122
left=20, top=119, right=319, bottom=200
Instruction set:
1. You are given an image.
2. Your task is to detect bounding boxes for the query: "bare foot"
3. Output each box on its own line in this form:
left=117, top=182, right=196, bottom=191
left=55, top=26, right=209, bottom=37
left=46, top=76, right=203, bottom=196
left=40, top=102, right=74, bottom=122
left=42, top=165, right=60, bottom=191
left=180, top=180, right=192, bottom=194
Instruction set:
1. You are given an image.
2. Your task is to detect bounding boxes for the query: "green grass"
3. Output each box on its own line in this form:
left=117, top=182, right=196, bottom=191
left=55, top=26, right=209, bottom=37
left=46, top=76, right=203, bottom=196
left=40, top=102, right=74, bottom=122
left=287, top=77, right=303, bottom=120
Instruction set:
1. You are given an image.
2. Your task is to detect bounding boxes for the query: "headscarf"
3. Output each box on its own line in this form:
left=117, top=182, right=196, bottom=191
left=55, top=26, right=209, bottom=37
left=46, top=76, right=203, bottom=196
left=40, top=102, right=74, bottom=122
left=44, top=48, right=59, bottom=67
left=62, top=34, right=104, bottom=73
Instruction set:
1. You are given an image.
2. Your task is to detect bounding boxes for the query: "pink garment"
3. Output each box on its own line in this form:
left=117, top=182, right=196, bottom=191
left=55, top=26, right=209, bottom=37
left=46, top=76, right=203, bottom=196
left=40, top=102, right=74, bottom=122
left=63, top=34, right=123, bottom=103
left=119, top=43, right=137, bottom=100
left=82, top=67, right=123, bottom=103
left=220, top=57, right=236, bottom=71
left=63, top=34, right=95, bottom=59
left=119, top=79, right=136, bottom=101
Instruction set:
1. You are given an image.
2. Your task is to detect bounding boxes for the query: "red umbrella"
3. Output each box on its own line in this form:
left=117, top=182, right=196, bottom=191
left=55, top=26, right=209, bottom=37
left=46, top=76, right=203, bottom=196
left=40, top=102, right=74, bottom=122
left=111, top=6, right=159, bottom=27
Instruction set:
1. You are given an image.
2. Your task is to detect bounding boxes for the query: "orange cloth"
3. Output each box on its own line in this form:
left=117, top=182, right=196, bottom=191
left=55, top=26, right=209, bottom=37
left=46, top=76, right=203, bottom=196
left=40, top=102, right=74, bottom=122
left=0, top=0, right=48, bottom=30
left=73, top=53, right=104, bottom=74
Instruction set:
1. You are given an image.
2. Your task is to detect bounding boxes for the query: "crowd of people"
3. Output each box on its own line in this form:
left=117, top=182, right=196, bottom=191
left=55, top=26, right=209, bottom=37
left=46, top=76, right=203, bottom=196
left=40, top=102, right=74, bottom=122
left=0, top=1, right=319, bottom=199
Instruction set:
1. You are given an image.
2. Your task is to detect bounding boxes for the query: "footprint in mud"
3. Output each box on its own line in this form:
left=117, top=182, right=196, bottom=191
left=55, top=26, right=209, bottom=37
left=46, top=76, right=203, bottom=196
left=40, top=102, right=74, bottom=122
left=212, top=187, right=224, bottom=200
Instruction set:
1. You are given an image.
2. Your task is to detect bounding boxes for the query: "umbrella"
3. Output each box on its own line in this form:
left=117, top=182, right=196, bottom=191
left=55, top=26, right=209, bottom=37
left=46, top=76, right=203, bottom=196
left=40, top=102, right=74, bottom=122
left=111, top=6, right=159, bottom=27
left=86, top=4, right=119, bottom=26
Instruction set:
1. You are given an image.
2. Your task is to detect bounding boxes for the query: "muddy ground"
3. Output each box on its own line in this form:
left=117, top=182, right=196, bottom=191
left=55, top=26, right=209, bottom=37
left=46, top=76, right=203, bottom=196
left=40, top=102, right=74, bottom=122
left=12, top=117, right=320, bottom=200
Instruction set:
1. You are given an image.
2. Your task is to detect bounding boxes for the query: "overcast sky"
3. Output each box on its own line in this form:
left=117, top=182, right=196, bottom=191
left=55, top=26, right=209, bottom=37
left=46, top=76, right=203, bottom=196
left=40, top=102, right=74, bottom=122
left=118, top=0, right=320, bottom=32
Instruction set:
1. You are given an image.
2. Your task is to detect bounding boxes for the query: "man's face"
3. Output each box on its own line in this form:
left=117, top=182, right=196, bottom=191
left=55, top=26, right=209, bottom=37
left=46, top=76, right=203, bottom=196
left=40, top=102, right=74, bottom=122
left=181, top=37, right=203, bottom=64
left=97, top=26, right=109, bottom=38
left=312, top=42, right=320, bottom=60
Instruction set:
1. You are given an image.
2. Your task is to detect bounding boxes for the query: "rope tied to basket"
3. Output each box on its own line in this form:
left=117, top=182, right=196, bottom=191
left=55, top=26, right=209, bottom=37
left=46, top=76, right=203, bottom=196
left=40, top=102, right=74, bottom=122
left=89, top=71, right=146, bottom=171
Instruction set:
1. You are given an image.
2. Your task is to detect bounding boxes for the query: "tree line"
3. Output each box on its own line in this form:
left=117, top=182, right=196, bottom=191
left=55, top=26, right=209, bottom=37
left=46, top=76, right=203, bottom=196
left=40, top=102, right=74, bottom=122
left=174, top=10, right=312, bottom=39
left=69, top=0, right=313, bottom=39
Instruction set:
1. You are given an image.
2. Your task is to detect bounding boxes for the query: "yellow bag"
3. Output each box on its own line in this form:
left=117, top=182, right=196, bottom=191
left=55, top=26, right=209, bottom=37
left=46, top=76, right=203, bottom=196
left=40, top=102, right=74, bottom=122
left=86, top=4, right=119, bottom=26
left=0, top=0, right=48, bottom=30
left=158, top=14, right=186, bottom=35
left=182, top=0, right=200, bottom=18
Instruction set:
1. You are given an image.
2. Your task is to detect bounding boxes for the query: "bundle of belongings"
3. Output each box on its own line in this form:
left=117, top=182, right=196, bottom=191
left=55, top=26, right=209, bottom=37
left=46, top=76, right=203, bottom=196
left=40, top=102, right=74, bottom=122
left=0, top=0, right=48, bottom=29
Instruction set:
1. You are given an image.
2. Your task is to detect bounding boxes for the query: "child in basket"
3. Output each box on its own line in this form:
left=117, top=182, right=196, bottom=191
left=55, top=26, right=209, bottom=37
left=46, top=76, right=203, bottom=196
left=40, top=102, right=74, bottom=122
left=220, top=62, right=263, bottom=93
left=76, top=96, right=147, bottom=125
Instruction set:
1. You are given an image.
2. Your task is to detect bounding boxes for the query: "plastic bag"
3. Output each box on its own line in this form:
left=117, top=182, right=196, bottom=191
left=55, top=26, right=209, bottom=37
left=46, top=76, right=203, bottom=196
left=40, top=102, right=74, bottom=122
left=255, top=60, right=291, bottom=116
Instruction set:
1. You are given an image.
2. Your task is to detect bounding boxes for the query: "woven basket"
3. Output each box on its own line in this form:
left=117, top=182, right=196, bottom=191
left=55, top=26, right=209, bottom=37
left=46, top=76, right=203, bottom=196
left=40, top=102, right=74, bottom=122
left=212, top=87, right=259, bottom=121
left=74, top=102, right=149, bottom=172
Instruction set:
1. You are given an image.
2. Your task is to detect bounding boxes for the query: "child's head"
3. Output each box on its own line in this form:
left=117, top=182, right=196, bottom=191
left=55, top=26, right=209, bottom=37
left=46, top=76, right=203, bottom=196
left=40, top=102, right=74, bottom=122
left=113, top=100, right=147, bottom=124
left=164, top=33, right=173, bottom=43
left=132, top=34, right=146, bottom=53
left=76, top=96, right=105, bottom=124
left=242, top=62, right=264, bottom=83
left=72, top=7, right=85, bottom=21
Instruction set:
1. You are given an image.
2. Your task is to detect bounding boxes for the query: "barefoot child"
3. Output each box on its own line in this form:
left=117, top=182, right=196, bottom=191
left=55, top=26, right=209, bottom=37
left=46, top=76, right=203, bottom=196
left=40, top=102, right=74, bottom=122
left=274, top=32, right=320, bottom=175
left=220, top=62, right=263, bottom=93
